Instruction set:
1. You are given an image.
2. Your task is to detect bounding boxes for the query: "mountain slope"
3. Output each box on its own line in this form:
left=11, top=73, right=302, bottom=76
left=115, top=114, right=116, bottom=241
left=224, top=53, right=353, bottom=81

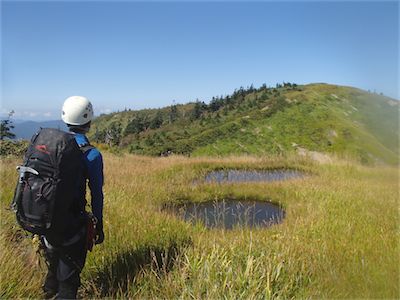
left=90, top=83, right=399, bottom=164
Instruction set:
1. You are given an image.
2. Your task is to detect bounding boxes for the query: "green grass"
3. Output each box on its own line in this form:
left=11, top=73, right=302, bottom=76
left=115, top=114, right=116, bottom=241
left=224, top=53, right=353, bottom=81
left=90, top=83, right=399, bottom=165
left=1, top=153, right=398, bottom=298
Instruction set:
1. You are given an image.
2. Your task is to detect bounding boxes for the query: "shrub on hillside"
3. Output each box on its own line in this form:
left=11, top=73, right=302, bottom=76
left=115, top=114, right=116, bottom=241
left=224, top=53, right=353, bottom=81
left=0, top=140, right=29, bottom=157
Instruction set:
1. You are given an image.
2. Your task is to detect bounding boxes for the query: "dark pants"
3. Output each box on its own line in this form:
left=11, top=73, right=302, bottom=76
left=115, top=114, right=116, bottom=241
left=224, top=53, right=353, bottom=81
left=42, top=233, right=87, bottom=299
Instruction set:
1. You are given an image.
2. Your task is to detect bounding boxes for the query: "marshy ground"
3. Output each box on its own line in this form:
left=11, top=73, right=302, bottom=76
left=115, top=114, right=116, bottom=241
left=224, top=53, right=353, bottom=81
left=1, top=153, right=398, bottom=298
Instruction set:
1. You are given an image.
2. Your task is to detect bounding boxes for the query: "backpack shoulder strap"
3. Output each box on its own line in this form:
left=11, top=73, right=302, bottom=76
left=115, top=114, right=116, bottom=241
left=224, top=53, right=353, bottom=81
left=78, top=142, right=95, bottom=154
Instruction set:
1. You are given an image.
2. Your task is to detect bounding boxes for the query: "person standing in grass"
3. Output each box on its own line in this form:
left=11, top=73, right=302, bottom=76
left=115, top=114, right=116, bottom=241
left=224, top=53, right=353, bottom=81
left=42, top=96, right=105, bottom=299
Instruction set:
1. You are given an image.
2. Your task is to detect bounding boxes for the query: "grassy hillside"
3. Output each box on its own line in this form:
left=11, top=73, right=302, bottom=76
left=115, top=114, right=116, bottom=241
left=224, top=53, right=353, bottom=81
left=1, top=154, right=398, bottom=298
left=90, top=83, right=399, bottom=165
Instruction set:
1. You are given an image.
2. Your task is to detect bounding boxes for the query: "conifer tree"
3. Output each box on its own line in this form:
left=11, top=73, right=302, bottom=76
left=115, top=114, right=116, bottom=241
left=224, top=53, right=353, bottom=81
left=0, top=111, right=15, bottom=140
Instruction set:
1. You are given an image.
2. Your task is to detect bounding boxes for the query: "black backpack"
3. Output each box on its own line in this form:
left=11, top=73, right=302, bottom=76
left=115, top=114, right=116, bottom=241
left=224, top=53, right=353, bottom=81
left=11, top=128, right=92, bottom=245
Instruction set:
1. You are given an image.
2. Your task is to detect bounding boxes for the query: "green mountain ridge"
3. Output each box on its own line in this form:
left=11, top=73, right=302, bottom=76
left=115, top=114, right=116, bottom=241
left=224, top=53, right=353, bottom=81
left=90, top=83, right=399, bottom=164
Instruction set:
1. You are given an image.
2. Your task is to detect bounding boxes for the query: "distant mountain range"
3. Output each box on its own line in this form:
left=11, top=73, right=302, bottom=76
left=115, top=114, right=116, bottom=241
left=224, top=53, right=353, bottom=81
left=12, top=120, right=68, bottom=140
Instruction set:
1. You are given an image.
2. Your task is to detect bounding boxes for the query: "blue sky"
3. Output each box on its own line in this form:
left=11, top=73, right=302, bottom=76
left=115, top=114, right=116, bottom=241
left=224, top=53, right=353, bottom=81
left=1, top=1, right=398, bottom=121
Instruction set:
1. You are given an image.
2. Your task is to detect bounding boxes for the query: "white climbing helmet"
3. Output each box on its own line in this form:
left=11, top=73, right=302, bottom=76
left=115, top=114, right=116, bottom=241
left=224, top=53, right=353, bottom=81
left=61, top=96, right=94, bottom=125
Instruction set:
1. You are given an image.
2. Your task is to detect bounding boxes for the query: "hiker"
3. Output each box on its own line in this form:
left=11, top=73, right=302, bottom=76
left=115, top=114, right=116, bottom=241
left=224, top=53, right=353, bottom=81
left=39, top=96, right=105, bottom=299
left=10, top=95, right=104, bottom=298
left=10, top=96, right=103, bottom=298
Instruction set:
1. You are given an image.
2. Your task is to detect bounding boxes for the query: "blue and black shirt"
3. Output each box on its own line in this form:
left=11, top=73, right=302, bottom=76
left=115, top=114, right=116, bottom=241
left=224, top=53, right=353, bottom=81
left=73, top=133, right=104, bottom=225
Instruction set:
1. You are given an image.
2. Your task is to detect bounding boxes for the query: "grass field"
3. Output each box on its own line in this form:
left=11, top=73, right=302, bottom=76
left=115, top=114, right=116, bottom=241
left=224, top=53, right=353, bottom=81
left=1, top=153, right=398, bottom=298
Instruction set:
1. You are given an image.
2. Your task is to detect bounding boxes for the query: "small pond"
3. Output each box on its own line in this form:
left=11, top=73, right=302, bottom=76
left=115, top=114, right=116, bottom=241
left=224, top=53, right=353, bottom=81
left=204, top=169, right=305, bottom=183
left=167, top=200, right=285, bottom=229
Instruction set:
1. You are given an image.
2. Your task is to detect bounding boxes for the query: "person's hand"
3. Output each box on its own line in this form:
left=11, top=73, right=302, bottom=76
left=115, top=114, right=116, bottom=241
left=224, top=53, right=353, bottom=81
left=95, top=221, right=104, bottom=245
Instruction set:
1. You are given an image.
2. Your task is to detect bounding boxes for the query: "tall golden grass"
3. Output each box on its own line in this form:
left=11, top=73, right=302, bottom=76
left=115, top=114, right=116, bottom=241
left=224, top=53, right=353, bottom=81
left=1, top=153, right=398, bottom=298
